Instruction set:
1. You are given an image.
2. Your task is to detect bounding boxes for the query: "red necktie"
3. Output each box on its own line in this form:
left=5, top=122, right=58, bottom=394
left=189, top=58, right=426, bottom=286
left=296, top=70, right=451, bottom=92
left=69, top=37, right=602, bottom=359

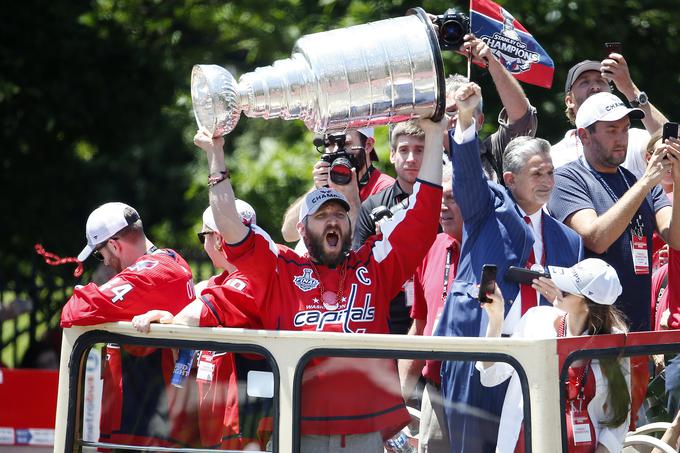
left=520, top=216, right=537, bottom=315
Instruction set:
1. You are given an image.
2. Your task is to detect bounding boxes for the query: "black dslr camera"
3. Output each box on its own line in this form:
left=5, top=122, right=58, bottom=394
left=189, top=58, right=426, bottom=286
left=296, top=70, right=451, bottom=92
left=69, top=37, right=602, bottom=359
left=314, top=133, right=354, bottom=185
left=369, top=199, right=410, bottom=225
left=434, top=9, right=470, bottom=50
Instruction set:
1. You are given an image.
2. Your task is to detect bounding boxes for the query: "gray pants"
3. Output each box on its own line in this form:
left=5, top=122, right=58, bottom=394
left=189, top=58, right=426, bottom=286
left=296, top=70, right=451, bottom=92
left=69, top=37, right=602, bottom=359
left=418, top=382, right=451, bottom=453
left=301, top=432, right=383, bottom=453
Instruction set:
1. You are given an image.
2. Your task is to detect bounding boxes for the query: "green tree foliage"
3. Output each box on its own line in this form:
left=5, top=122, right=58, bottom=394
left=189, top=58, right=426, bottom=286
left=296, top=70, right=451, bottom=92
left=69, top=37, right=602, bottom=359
left=2, top=0, right=679, bottom=282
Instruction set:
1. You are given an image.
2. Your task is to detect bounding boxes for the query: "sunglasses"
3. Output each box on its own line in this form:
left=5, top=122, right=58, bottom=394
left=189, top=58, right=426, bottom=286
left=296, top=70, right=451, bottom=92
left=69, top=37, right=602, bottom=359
left=92, top=237, right=118, bottom=261
left=197, top=231, right=214, bottom=244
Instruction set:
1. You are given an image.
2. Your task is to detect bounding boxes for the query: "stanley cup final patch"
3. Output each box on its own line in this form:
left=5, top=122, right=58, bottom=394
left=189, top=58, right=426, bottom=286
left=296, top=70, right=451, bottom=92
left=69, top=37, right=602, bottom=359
left=293, top=268, right=320, bottom=292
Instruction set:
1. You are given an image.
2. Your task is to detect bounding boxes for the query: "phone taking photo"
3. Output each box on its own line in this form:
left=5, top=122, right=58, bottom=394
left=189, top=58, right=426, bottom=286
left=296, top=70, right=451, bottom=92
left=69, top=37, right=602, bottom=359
left=663, top=122, right=679, bottom=142
left=603, top=41, right=622, bottom=58
left=478, top=264, right=497, bottom=304
left=505, top=266, right=550, bottom=285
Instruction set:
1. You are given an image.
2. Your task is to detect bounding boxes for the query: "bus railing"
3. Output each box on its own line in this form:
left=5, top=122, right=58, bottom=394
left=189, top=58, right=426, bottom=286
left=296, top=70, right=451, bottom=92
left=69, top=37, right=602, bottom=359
left=54, top=323, right=680, bottom=452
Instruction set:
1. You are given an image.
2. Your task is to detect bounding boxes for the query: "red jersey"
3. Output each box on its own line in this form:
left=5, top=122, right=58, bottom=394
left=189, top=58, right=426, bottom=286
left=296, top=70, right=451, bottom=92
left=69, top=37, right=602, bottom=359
left=196, top=271, right=264, bottom=450
left=61, top=248, right=194, bottom=327
left=61, top=248, right=196, bottom=447
left=411, top=233, right=460, bottom=383
left=202, top=180, right=441, bottom=438
left=359, top=166, right=395, bottom=201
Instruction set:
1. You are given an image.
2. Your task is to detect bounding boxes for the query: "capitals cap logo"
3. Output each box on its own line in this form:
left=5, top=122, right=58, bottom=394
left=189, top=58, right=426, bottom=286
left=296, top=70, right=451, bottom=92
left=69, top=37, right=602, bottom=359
left=293, top=268, right=320, bottom=292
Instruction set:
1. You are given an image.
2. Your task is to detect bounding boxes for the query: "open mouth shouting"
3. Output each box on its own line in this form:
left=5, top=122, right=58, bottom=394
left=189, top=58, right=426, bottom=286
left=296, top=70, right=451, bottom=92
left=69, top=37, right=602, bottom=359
left=325, top=229, right=340, bottom=248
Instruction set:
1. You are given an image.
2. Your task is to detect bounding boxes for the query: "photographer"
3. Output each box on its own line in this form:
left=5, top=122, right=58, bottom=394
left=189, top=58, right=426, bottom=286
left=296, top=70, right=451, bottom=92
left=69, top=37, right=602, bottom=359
left=281, top=128, right=394, bottom=244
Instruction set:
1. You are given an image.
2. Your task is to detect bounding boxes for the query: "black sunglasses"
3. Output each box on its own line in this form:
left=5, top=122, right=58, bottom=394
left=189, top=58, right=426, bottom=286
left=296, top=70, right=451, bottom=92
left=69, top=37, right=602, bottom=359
left=197, top=231, right=214, bottom=244
left=92, top=237, right=118, bottom=261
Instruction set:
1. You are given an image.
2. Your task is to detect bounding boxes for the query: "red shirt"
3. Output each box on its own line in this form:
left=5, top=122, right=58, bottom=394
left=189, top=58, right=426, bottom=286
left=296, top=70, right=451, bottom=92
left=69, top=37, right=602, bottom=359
left=202, top=180, right=441, bottom=438
left=61, top=249, right=194, bottom=327
left=411, top=233, right=460, bottom=383
left=359, top=166, right=395, bottom=201
left=652, top=247, right=680, bottom=330
left=61, top=249, right=196, bottom=447
left=197, top=271, right=266, bottom=449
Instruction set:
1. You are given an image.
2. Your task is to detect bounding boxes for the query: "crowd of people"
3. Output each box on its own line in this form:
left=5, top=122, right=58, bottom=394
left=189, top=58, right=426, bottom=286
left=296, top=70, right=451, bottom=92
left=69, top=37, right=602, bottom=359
left=59, top=32, right=680, bottom=453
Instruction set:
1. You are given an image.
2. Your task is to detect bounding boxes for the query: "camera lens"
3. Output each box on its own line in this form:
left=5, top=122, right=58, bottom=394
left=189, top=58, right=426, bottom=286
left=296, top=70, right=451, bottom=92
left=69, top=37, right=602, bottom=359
left=442, top=20, right=465, bottom=47
left=329, top=158, right=352, bottom=185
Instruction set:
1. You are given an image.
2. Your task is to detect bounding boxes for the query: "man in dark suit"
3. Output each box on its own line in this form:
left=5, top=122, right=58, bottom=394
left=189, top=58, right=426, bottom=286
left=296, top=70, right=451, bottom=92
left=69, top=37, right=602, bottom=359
left=435, top=82, right=583, bottom=452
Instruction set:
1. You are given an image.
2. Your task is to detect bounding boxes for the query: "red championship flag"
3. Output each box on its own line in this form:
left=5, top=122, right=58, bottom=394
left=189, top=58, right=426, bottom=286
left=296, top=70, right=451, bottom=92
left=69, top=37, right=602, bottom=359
left=469, top=0, right=555, bottom=88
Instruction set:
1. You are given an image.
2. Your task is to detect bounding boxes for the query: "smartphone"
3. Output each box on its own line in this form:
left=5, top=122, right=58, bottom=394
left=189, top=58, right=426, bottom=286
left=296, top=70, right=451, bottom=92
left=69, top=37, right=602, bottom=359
left=505, top=266, right=549, bottom=285
left=478, top=264, right=497, bottom=304
left=603, top=41, right=622, bottom=58
left=663, top=122, right=679, bottom=142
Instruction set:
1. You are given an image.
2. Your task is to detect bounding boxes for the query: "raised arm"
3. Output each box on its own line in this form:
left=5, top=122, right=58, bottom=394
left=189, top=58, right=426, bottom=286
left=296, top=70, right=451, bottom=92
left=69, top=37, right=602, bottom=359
left=449, top=83, right=496, bottom=228
left=416, top=117, right=446, bottom=186
left=603, top=53, right=667, bottom=134
left=462, top=34, right=529, bottom=123
left=194, top=129, right=249, bottom=244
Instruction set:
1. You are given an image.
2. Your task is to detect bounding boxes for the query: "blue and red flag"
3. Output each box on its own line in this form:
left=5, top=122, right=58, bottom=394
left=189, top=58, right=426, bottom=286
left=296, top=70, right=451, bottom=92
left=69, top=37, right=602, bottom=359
left=470, top=0, right=554, bottom=88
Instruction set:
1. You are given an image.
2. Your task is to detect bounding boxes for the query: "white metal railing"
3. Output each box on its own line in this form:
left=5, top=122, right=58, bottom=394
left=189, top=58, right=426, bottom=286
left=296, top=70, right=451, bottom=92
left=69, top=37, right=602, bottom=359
left=54, top=322, right=570, bottom=452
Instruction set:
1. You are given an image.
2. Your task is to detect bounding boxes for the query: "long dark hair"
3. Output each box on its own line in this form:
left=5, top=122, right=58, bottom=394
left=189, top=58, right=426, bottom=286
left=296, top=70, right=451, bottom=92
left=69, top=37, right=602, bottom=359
left=585, top=299, right=630, bottom=428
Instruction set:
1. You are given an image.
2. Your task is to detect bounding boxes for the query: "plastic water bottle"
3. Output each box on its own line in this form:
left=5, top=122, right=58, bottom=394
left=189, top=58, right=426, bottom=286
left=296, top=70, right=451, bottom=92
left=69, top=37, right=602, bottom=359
left=171, top=349, right=195, bottom=388
left=384, top=430, right=416, bottom=453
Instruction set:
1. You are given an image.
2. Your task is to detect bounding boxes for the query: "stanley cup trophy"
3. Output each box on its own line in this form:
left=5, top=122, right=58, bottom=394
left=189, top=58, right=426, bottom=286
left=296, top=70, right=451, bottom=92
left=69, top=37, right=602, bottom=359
left=191, top=8, right=452, bottom=137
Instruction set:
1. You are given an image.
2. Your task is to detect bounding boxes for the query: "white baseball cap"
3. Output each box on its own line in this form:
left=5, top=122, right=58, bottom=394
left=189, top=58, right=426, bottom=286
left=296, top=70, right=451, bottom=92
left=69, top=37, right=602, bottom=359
left=298, top=187, right=350, bottom=222
left=357, top=127, right=374, bottom=139
left=548, top=258, right=622, bottom=305
left=357, top=127, right=379, bottom=162
left=575, top=92, right=644, bottom=129
left=78, top=202, right=140, bottom=262
left=201, top=199, right=257, bottom=233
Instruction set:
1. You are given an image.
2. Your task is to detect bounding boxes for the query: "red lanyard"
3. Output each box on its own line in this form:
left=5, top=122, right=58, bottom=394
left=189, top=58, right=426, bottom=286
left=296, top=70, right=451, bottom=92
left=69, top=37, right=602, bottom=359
left=559, top=315, right=591, bottom=402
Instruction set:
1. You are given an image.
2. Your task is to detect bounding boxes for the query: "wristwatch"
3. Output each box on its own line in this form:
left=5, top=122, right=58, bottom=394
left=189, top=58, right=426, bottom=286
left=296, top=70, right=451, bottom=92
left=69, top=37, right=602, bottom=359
left=629, top=91, right=649, bottom=108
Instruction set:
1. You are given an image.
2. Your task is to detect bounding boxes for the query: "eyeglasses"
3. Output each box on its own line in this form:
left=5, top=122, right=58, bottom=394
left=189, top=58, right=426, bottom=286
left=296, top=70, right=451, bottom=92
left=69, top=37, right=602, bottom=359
left=92, top=237, right=117, bottom=261
left=197, top=231, right=214, bottom=244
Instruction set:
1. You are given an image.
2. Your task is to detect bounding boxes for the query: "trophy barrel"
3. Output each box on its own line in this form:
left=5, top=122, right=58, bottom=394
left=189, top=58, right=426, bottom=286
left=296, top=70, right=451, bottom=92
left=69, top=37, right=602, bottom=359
left=190, top=7, right=445, bottom=136
left=292, top=7, right=445, bottom=133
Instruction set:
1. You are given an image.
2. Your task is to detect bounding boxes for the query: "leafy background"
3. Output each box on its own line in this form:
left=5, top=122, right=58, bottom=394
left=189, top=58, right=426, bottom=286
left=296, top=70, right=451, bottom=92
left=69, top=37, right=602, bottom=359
left=2, top=0, right=680, bottom=277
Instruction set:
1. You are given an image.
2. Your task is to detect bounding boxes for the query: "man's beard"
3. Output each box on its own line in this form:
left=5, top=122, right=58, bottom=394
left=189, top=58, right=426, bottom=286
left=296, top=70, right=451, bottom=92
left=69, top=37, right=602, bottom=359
left=304, top=228, right=351, bottom=268
left=107, top=255, right=123, bottom=273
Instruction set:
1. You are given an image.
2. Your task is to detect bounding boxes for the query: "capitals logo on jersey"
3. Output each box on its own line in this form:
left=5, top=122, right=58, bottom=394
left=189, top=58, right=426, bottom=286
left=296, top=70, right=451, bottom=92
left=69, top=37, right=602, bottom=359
left=293, top=284, right=376, bottom=333
left=293, top=268, right=320, bottom=292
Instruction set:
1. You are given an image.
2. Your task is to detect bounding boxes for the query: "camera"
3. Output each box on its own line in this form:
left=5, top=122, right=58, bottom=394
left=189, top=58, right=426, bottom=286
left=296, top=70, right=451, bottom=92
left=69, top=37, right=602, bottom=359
left=434, top=9, right=470, bottom=50
left=369, top=206, right=393, bottom=225
left=315, top=133, right=355, bottom=185
left=369, top=199, right=409, bottom=225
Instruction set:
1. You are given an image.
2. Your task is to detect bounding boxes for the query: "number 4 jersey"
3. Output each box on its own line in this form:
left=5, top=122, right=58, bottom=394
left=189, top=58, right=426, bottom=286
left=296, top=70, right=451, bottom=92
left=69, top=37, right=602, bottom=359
left=61, top=248, right=195, bottom=327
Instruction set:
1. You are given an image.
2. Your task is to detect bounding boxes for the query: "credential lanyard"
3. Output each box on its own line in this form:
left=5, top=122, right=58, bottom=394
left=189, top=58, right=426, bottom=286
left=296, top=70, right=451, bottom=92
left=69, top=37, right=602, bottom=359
left=578, top=155, right=632, bottom=203
left=578, top=155, right=645, bottom=234
left=441, top=247, right=453, bottom=302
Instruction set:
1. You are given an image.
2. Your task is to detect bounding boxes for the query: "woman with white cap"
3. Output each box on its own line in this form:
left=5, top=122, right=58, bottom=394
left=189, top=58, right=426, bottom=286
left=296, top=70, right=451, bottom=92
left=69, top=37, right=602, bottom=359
left=477, top=258, right=631, bottom=453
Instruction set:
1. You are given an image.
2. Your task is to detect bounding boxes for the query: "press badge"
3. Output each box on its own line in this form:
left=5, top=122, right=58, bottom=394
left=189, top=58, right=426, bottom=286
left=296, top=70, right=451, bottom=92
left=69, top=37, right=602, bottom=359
left=196, top=352, right=215, bottom=382
left=570, top=402, right=593, bottom=445
left=630, top=215, right=649, bottom=275
left=404, top=278, right=414, bottom=307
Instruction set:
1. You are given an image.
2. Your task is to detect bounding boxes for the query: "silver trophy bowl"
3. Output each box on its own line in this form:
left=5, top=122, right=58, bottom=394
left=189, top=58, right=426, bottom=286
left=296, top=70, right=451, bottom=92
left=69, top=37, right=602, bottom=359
left=191, top=8, right=445, bottom=136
